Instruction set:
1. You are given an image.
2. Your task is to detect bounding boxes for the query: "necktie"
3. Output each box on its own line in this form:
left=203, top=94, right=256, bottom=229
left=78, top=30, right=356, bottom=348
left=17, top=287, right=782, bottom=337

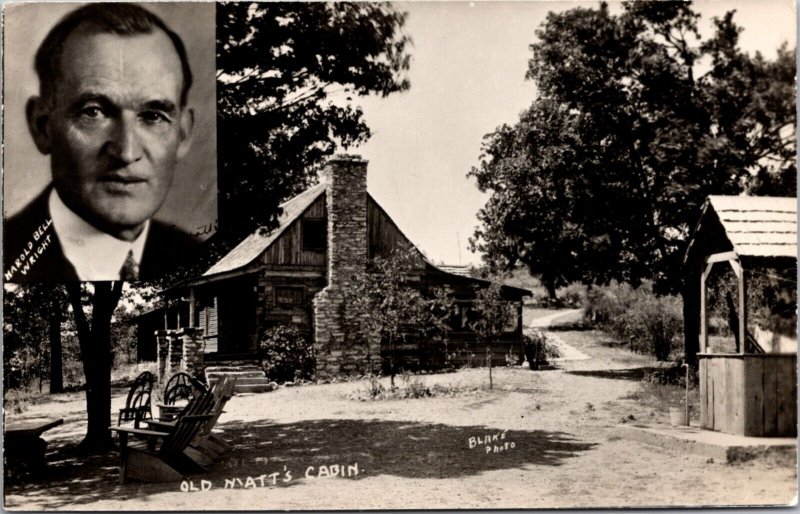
left=119, top=249, right=140, bottom=281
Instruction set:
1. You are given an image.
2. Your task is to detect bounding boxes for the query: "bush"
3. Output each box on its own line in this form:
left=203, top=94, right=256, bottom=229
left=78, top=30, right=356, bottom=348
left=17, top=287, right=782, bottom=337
left=560, top=282, right=587, bottom=308
left=583, top=282, right=683, bottom=361
left=529, top=282, right=587, bottom=309
left=259, top=325, right=315, bottom=382
left=523, top=330, right=560, bottom=369
left=351, top=373, right=484, bottom=401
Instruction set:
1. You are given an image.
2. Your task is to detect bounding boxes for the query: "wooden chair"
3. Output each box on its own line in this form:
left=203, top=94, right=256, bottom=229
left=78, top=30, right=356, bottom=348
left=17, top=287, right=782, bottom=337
left=201, top=376, right=237, bottom=454
left=118, top=371, right=154, bottom=428
left=111, top=392, right=214, bottom=483
left=146, top=376, right=237, bottom=461
left=159, top=372, right=208, bottom=420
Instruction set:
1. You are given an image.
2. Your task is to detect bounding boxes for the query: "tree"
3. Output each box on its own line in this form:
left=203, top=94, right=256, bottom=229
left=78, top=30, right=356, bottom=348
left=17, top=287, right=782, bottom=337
left=66, top=282, right=123, bottom=453
left=3, top=283, right=69, bottom=393
left=469, top=282, right=515, bottom=389
left=469, top=2, right=795, bottom=297
left=348, top=249, right=451, bottom=386
left=216, top=2, right=411, bottom=244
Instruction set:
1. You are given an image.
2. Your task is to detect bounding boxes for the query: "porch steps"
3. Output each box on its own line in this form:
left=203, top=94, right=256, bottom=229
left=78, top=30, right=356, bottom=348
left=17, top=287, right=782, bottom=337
left=205, top=363, right=276, bottom=394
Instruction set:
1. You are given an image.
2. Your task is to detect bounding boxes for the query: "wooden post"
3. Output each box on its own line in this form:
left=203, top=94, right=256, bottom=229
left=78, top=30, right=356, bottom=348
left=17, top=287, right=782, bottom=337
left=700, top=261, right=714, bottom=353
left=487, top=345, right=493, bottom=390
left=736, top=264, right=746, bottom=355
left=163, top=298, right=169, bottom=330
left=189, top=288, right=196, bottom=329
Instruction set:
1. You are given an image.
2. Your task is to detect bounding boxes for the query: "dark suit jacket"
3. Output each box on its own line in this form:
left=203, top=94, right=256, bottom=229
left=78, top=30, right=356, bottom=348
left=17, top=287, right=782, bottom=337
left=3, top=187, right=200, bottom=283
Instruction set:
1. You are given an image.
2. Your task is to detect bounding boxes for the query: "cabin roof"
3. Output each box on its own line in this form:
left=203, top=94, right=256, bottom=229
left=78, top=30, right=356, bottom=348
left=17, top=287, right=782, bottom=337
left=204, top=183, right=328, bottom=276
left=199, top=182, right=530, bottom=297
left=436, top=265, right=474, bottom=277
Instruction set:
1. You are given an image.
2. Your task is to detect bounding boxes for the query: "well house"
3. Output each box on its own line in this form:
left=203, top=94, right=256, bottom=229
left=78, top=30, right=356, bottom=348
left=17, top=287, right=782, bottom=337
left=683, top=195, right=797, bottom=437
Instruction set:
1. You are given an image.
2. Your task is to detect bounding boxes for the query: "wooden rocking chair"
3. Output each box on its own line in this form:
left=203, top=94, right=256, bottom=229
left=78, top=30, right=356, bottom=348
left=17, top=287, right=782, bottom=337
left=158, top=372, right=208, bottom=421
left=117, top=371, right=154, bottom=428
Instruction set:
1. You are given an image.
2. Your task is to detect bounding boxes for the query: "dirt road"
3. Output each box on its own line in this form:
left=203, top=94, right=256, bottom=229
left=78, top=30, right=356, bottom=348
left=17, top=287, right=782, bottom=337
left=5, top=312, right=797, bottom=510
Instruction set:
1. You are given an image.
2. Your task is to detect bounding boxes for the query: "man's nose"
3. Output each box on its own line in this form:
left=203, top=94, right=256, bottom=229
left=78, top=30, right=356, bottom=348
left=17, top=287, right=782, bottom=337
left=106, top=114, right=143, bottom=164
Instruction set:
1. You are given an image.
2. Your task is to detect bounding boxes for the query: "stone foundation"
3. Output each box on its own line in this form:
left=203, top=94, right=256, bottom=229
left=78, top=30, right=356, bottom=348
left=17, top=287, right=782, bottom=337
left=155, top=330, right=169, bottom=381
left=179, top=327, right=205, bottom=381
left=158, top=328, right=205, bottom=383
left=167, top=330, right=183, bottom=379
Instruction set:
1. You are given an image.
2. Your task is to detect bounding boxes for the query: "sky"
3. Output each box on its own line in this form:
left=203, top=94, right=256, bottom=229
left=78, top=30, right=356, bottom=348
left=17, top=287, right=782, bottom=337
left=350, top=0, right=796, bottom=266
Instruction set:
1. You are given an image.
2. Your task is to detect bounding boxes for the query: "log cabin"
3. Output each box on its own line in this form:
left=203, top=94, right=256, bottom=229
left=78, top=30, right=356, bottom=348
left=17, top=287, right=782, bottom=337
left=157, top=156, right=530, bottom=379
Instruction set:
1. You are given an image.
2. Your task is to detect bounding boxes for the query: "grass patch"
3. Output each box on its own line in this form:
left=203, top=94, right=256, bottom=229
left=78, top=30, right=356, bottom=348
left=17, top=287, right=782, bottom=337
left=622, top=372, right=700, bottom=423
left=4, top=361, right=158, bottom=415
left=351, top=373, right=486, bottom=401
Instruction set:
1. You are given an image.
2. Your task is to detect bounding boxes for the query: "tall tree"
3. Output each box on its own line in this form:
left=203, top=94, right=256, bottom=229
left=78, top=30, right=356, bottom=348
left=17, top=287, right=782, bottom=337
left=470, top=1, right=795, bottom=296
left=216, top=2, right=411, bottom=243
left=66, top=282, right=124, bottom=454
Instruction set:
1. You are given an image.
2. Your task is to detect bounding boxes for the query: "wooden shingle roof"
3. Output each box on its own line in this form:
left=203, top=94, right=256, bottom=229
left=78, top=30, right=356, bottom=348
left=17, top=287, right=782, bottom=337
left=203, top=182, right=327, bottom=276
left=707, top=195, right=797, bottom=258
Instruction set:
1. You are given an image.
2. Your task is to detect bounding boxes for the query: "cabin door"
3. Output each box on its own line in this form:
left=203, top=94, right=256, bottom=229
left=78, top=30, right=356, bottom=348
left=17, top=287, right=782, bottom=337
left=217, top=278, right=257, bottom=356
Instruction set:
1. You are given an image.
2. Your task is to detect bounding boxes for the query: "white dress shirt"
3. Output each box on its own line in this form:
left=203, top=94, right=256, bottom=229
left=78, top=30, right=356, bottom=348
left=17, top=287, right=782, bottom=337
left=48, top=189, right=150, bottom=281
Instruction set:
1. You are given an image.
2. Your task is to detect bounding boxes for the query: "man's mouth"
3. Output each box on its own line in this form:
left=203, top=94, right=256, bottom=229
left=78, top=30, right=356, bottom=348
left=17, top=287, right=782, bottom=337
left=99, top=174, right=148, bottom=184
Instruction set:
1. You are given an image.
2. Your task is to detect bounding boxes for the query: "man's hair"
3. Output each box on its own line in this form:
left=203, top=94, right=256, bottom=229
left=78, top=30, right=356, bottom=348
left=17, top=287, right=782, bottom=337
left=35, top=3, right=193, bottom=106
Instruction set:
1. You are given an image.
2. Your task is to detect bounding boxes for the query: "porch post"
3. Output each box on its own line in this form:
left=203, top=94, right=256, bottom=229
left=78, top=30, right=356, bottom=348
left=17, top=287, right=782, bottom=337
left=155, top=330, right=169, bottom=383
left=163, top=298, right=169, bottom=329
left=189, top=288, right=196, bottom=329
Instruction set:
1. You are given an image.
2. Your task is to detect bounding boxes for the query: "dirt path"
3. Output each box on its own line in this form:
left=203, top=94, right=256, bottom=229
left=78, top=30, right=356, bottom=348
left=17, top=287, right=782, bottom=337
left=5, top=313, right=797, bottom=510
left=526, top=308, right=590, bottom=361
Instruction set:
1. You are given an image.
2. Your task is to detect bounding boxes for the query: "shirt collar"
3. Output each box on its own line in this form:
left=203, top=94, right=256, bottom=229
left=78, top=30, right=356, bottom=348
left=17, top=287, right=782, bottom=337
left=48, top=189, right=150, bottom=281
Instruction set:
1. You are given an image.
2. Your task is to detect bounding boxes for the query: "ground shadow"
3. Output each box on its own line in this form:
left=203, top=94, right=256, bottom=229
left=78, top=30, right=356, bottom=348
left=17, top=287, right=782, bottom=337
left=5, top=418, right=596, bottom=509
left=566, top=368, right=660, bottom=382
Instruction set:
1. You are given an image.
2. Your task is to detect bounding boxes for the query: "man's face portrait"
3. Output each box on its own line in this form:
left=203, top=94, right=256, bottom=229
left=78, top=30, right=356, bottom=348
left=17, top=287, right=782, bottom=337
left=3, top=3, right=216, bottom=283
left=31, top=26, right=194, bottom=238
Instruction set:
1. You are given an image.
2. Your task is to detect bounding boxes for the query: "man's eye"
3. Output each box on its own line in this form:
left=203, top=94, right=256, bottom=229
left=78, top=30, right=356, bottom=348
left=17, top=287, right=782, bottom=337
left=140, top=111, right=170, bottom=124
left=79, top=106, right=106, bottom=119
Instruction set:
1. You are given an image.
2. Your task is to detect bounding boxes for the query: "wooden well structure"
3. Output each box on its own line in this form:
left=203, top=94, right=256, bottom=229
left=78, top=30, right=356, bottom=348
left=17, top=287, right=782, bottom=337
left=683, top=196, right=797, bottom=437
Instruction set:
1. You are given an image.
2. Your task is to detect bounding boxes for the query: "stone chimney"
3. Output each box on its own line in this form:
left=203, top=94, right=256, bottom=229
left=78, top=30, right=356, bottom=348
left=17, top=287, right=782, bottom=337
left=313, top=156, right=376, bottom=377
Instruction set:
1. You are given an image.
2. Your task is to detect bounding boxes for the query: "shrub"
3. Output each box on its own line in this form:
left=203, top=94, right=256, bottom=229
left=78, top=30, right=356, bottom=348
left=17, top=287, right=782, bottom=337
left=625, top=293, right=683, bottom=361
left=583, top=282, right=683, bottom=361
left=259, top=325, right=315, bottom=382
left=559, top=282, right=587, bottom=308
left=399, top=373, right=431, bottom=398
left=523, top=330, right=560, bottom=369
left=362, top=374, right=386, bottom=399
left=351, top=373, right=484, bottom=401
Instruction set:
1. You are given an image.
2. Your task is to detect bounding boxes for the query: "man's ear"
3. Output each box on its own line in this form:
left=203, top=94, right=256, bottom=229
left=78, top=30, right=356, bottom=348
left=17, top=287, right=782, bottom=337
left=26, top=96, right=52, bottom=155
left=176, top=107, right=195, bottom=160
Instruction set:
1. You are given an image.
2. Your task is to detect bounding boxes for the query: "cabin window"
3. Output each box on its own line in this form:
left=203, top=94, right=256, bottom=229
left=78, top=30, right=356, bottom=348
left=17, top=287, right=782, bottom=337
left=275, top=286, right=304, bottom=306
left=448, top=303, right=477, bottom=331
left=504, top=304, right=519, bottom=333
left=448, top=302, right=518, bottom=333
left=302, top=219, right=327, bottom=251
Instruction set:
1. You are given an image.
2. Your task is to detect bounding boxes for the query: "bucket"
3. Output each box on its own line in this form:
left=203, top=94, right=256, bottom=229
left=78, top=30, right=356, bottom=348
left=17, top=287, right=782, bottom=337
left=669, top=406, right=688, bottom=427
